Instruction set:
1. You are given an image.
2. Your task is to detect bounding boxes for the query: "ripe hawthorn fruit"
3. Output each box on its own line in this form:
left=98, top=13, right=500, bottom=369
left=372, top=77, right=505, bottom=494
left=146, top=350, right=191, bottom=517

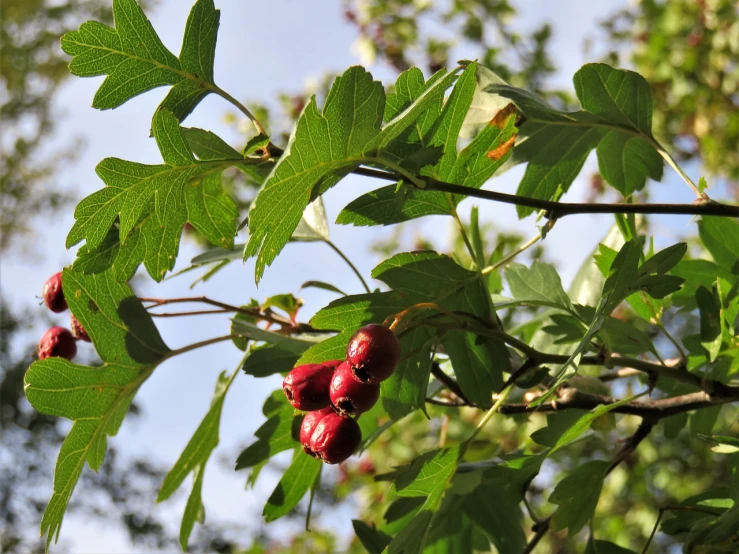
left=346, top=324, right=400, bottom=384
left=42, top=272, right=67, bottom=313
left=70, top=314, right=91, bottom=342
left=299, top=407, right=334, bottom=457
left=282, top=362, right=337, bottom=411
left=329, top=361, right=380, bottom=416
left=308, top=412, right=361, bottom=464
left=37, top=326, right=77, bottom=361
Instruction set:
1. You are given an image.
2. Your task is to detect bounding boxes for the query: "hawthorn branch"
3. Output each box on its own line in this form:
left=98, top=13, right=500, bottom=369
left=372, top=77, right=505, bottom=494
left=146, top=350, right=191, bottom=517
left=353, top=165, right=739, bottom=218
left=498, top=388, right=739, bottom=419
left=430, top=362, right=472, bottom=405
left=140, top=295, right=315, bottom=332
left=522, top=516, right=551, bottom=554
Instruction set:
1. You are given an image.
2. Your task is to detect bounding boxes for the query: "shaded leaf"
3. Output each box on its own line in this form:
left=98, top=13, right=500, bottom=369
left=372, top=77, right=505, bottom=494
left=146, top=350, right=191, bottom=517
left=25, top=268, right=169, bottom=547
left=263, top=448, right=321, bottom=522
left=157, top=370, right=238, bottom=549
left=549, top=460, right=609, bottom=535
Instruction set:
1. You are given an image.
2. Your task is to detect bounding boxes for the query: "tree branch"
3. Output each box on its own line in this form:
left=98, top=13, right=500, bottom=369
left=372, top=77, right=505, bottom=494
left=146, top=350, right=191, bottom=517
left=499, top=388, right=739, bottom=419
left=352, top=165, right=739, bottom=218
left=430, top=362, right=472, bottom=405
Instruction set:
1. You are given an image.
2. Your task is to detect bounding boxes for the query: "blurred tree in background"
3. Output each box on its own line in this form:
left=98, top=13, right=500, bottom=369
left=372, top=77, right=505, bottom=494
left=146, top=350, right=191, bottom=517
left=2, top=0, right=737, bottom=552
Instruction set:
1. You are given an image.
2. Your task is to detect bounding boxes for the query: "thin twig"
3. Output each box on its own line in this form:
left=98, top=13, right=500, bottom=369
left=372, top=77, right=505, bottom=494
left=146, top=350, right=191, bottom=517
left=641, top=505, right=724, bottom=554
left=324, top=240, right=371, bottom=294
left=481, top=232, right=543, bottom=275
left=149, top=309, right=232, bottom=317
left=522, top=516, right=551, bottom=554
left=430, top=362, right=472, bottom=405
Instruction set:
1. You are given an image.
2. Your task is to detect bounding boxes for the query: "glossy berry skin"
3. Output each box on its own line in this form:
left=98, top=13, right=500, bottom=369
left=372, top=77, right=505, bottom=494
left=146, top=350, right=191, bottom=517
left=309, top=412, right=362, bottom=464
left=70, top=314, right=91, bottom=342
left=42, top=272, right=67, bottom=313
left=346, top=324, right=400, bottom=383
left=329, top=361, right=380, bottom=416
left=299, top=407, right=334, bottom=457
left=282, top=363, right=336, bottom=411
left=37, top=326, right=77, bottom=361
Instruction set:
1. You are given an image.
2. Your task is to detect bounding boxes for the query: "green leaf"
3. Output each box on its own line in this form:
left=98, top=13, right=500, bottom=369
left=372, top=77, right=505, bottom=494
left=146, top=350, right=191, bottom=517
left=461, top=483, right=526, bottom=553
left=381, top=326, right=434, bottom=420
left=386, top=448, right=460, bottom=553
left=300, top=280, right=347, bottom=296
left=245, top=66, right=459, bottom=282
left=241, top=343, right=303, bottom=378
left=506, top=262, right=574, bottom=312
left=599, top=316, right=658, bottom=356
left=353, top=520, right=393, bottom=554
left=234, top=391, right=299, bottom=471
left=423, top=504, right=474, bottom=554
left=484, top=64, right=663, bottom=216
left=62, top=0, right=219, bottom=121
left=67, top=109, right=244, bottom=281
left=157, top=369, right=237, bottom=550
left=299, top=292, right=411, bottom=365
left=24, top=268, right=170, bottom=548
left=337, top=185, right=449, bottom=227
left=183, top=127, right=242, bottom=160
left=442, top=331, right=507, bottom=408
left=339, top=64, right=519, bottom=228
left=699, top=217, right=739, bottom=270
left=263, top=448, right=321, bottom=522
left=549, top=460, right=609, bottom=535
left=548, top=393, right=646, bottom=457
left=672, top=259, right=735, bottom=298
left=530, top=410, right=588, bottom=447
left=573, top=63, right=654, bottom=135
left=697, top=285, right=723, bottom=362
left=371, top=251, right=492, bottom=318
left=541, top=314, right=588, bottom=344
left=595, top=131, right=663, bottom=196
left=261, top=293, right=303, bottom=320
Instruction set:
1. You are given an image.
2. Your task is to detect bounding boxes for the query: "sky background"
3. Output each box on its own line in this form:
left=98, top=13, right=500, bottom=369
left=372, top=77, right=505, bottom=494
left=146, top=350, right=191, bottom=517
left=3, top=0, right=715, bottom=551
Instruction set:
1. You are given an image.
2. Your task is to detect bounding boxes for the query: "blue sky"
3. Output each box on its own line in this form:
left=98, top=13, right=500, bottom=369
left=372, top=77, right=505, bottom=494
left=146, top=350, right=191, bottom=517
left=4, top=0, right=712, bottom=551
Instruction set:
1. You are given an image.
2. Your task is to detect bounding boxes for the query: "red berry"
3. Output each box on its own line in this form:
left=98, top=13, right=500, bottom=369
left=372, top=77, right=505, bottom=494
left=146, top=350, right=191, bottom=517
left=329, top=361, right=380, bottom=416
left=282, top=363, right=336, bottom=411
left=70, top=314, right=91, bottom=342
left=42, top=272, right=67, bottom=313
left=309, top=412, right=362, bottom=464
left=37, top=326, right=77, bottom=361
left=346, top=324, right=400, bottom=383
left=299, top=407, right=334, bottom=457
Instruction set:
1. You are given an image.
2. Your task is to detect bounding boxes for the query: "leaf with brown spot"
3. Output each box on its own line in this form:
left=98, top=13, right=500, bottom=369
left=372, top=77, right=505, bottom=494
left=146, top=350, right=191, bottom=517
left=491, top=103, right=518, bottom=129
left=487, top=134, right=517, bottom=161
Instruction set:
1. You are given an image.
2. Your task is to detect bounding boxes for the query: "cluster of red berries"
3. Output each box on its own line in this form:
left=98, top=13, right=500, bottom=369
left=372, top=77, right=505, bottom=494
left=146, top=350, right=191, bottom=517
left=37, top=272, right=90, bottom=361
left=283, top=324, right=400, bottom=464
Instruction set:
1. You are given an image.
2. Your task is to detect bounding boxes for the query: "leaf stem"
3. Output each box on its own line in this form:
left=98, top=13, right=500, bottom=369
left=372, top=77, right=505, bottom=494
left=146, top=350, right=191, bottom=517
left=481, top=233, right=542, bottom=275
left=163, top=334, right=239, bottom=361
left=446, top=196, right=481, bottom=270
left=462, top=386, right=513, bottom=451
left=647, top=136, right=705, bottom=199
left=323, top=240, right=371, bottom=294
left=207, top=83, right=268, bottom=137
